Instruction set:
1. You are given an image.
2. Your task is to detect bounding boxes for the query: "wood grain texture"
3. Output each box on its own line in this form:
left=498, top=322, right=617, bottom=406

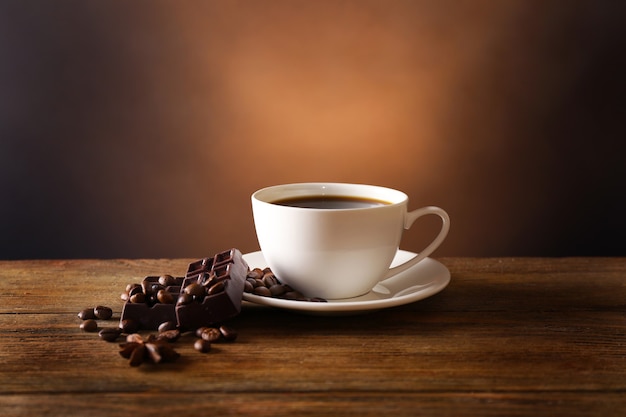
left=1, top=257, right=625, bottom=416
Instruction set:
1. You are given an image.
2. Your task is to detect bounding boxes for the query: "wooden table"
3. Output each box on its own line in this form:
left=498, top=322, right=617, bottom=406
left=1, top=257, right=625, bottom=416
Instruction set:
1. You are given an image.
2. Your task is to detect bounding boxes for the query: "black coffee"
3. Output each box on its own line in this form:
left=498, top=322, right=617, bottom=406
left=271, top=195, right=391, bottom=209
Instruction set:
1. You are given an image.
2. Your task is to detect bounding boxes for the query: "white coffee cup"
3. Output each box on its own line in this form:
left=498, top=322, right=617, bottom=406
left=251, top=183, right=450, bottom=300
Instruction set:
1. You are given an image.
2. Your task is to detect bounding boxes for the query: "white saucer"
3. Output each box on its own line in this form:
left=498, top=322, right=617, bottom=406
left=241, top=250, right=450, bottom=314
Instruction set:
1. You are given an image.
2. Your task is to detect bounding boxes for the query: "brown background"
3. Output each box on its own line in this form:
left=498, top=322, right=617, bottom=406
left=1, top=0, right=625, bottom=259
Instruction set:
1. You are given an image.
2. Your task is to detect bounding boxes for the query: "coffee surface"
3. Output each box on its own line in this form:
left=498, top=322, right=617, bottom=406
left=271, top=195, right=391, bottom=209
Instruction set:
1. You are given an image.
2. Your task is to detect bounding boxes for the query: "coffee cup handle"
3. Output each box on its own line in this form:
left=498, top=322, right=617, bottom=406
left=384, top=206, right=450, bottom=279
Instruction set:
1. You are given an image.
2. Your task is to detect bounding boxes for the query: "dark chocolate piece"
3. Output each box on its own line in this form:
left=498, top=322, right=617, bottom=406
left=120, top=276, right=184, bottom=331
left=118, top=249, right=248, bottom=332
left=175, top=248, right=247, bottom=331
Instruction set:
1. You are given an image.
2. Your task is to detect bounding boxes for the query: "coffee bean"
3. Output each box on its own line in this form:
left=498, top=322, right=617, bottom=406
left=157, top=289, right=174, bottom=304
left=262, top=273, right=278, bottom=287
left=126, top=333, right=144, bottom=343
left=207, top=281, right=225, bottom=295
left=244, top=280, right=254, bottom=293
left=119, top=319, right=140, bottom=334
left=184, top=282, right=205, bottom=300
left=80, top=319, right=98, bottom=332
left=158, top=321, right=177, bottom=332
left=253, top=286, right=272, bottom=297
left=283, top=291, right=305, bottom=300
left=78, top=308, right=96, bottom=320
left=129, top=293, right=146, bottom=304
left=99, top=327, right=122, bottom=342
left=195, top=326, right=210, bottom=338
left=200, top=327, right=222, bottom=342
left=157, top=329, right=181, bottom=343
left=246, top=268, right=264, bottom=280
left=194, top=339, right=211, bottom=353
left=219, top=325, right=238, bottom=342
left=269, top=284, right=286, bottom=296
left=158, top=274, right=177, bottom=287
left=94, top=305, right=113, bottom=320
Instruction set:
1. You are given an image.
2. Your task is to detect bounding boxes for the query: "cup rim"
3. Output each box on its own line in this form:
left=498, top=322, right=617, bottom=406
left=252, top=182, right=408, bottom=210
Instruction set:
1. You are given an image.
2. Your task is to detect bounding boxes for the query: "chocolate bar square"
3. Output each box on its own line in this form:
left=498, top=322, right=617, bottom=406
left=176, top=248, right=248, bottom=330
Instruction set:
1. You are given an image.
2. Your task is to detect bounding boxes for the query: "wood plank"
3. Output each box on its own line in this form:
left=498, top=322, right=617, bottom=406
left=0, top=259, right=191, bottom=313
left=2, top=392, right=626, bottom=417
left=1, top=257, right=625, bottom=313
left=1, top=310, right=624, bottom=393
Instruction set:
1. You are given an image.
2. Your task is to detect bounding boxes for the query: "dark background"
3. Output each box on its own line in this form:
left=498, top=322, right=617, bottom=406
left=1, top=0, right=625, bottom=260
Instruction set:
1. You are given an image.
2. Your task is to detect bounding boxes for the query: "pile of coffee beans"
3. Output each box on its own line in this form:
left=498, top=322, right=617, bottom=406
left=121, top=275, right=181, bottom=305
left=77, top=306, right=114, bottom=333
left=77, top=299, right=239, bottom=367
left=76, top=258, right=320, bottom=367
left=243, top=268, right=327, bottom=302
